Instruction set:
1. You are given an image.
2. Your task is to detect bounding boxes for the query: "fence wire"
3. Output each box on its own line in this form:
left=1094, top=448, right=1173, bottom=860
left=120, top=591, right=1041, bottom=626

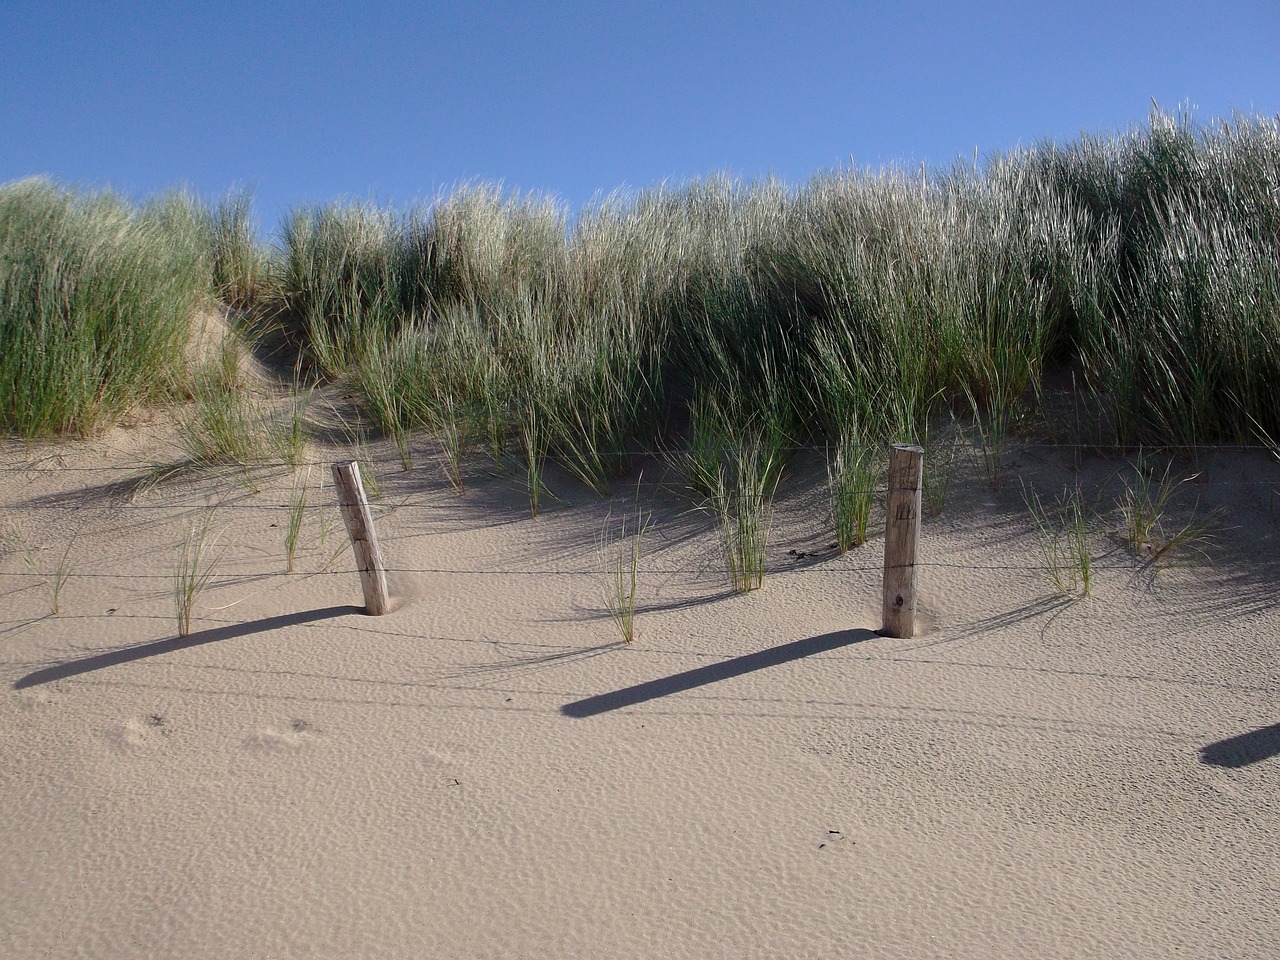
left=1, top=447, right=1274, bottom=590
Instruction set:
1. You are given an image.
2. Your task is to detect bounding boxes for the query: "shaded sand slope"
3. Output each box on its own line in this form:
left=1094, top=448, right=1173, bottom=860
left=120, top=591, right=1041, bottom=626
left=1, top=433, right=1278, bottom=958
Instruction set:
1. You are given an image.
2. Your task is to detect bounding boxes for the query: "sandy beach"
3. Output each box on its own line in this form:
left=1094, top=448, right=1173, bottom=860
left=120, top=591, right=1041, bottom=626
left=2, top=424, right=1277, bottom=959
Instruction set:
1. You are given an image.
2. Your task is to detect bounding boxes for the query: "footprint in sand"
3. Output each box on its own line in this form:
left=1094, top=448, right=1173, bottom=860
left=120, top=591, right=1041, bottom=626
left=14, top=691, right=57, bottom=713
left=104, top=713, right=168, bottom=754
left=242, top=718, right=320, bottom=754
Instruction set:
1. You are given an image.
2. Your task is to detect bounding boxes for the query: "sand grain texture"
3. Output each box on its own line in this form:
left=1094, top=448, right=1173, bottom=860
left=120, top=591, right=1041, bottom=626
left=1, top=432, right=1277, bottom=959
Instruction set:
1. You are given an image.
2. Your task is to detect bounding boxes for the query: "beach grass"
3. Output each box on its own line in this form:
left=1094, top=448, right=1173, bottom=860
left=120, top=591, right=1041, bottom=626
left=6, top=110, right=1279, bottom=505
left=1118, top=454, right=1218, bottom=564
left=600, top=492, right=650, bottom=643
left=0, top=179, right=209, bottom=436
left=3, top=513, right=76, bottom=616
left=1024, top=483, right=1093, bottom=599
left=827, top=427, right=878, bottom=553
left=175, top=511, right=222, bottom=637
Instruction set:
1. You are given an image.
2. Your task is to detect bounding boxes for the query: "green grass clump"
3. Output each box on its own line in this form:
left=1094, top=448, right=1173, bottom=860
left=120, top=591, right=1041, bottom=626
left=715, top=439, right=783, bottom=593
left=175, top=511, right=222, bottom=637
left=1024, top=484, right=1093, bottom=599
left=600, top=494, right=650, bottom=644
left=0, top=178, right=209, bottom=436
left=1118, top=455, right=1217, bottom=563
left=827, top=428, right=878, bottom=553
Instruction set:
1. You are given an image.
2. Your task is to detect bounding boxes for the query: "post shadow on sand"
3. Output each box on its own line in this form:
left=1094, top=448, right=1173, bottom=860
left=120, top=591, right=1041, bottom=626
left=1199, top=723, right=1280, bottom=768
left=13, top=605, right=362, bottom=690
left=561, top=628, right=876, bottom=718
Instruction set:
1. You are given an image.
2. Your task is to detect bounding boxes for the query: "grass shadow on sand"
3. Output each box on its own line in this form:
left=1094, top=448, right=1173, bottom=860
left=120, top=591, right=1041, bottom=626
left=1199, top=723, right=1280, bottom=768
left=561, top=628, right=876, bottom=718
left=13, top=605, right=362, bottom=689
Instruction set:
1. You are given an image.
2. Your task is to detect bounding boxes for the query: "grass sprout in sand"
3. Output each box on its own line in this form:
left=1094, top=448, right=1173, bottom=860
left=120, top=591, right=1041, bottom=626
left=284, top=470, right=310, bottom=572
left=1119, top=455, right=1218, bottom=564
left=520, top=408, right=550, bottom=518
left=921, top=413, right=963, bottom=517
left=3, top=514, right=76, bottom=616
left=599, top=492, right=650, bottom=644
left=178, top=371, right=273, bottom=470
left=827, top=428, right=879, bottom=552
left=175, top=511, right=223, bottom=638
left=1024, top=483, right=1093, bottom=599
left=715, top=440, right=783, bottom=593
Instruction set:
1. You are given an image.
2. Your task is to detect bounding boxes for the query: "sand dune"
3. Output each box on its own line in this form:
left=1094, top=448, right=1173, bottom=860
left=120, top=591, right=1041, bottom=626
left=2, top=428, right=1277, bottom=958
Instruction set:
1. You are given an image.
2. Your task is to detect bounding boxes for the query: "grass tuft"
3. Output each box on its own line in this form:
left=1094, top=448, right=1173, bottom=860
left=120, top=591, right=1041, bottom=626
left=175, top=511, right=222, bottom=637
left=827, top=428, right=878, bottom=553
left=1118, top=454, right=1217, bottom=564
left=284, top=470, right=310, bottom=572
left=1024, top=483, right=1093, bottom=599
left=714, top=440, right=781, bottom=593
left=4, top=514, right=76, bottom=615
left=599, top=490, right=650, bottom=644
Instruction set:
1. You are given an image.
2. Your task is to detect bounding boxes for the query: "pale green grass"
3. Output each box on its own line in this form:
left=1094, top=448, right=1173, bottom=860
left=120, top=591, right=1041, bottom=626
left=1118, top=455, right=1217, bottom=564
left=599, top=491, right=650, bottom=644
left=175, top=511, right=222, bottom=637
left=284, top=470, right=310, bottom=572
left=827, top=429, right=878, bottom=553
left=0, top=178, right=208, bottom=436
left=3, top=514, right=75, bottom=615
left=10, top=110, right=1280, bottom=475
left=715, top=441, right=782, bottom=593
left=1024, top=484, right=1093, bottom=599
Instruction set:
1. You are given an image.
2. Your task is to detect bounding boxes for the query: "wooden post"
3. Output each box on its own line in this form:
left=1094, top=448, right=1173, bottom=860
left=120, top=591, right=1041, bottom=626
left=881, top=443, right=923, bottom=638
left=331, top=460, right=390, bottom=616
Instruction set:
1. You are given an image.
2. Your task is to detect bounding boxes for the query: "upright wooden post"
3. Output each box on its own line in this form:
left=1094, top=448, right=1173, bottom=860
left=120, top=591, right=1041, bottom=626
left=881, top=443, right=923, bottom=638
left=331, top=460, right=390, bottom=616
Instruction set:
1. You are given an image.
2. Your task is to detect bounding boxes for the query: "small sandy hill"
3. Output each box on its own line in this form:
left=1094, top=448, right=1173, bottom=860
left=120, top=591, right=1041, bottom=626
left=0, top=424, right=1277, bottom=959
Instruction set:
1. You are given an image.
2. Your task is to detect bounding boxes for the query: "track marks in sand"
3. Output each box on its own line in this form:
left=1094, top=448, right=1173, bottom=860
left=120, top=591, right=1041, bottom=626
left=103, top=712, right=169, bottom=753
left=97, top=712, right=330, bottom=756
left=242, top=718, right=322, bottom=754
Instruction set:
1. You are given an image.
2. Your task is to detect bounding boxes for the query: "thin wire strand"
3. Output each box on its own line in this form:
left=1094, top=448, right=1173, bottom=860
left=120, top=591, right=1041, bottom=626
left=2, top=437, right=1277, bottom=472
left=0, top=557, right=1243, bottom=581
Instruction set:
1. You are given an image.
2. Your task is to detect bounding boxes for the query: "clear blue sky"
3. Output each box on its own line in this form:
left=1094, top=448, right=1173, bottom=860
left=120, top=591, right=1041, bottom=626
left=3, top=0, right=1276, bottom=232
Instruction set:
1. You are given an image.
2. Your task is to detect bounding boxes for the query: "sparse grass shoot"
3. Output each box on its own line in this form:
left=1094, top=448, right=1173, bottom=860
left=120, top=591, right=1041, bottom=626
left=175, top=511, right=222, bottom=637
left=600, top=490, right=650, bottom=644
left=715, top=440, right=781, bottom=593
left=1024, top=483, right=1093, bottom=599
left=285, top=470, right=310, bottom=572
left=827, top=428, right=878, bottom=553
left=1119, top=455, right=1217, bottom=564
left=4, top=516, right=76, bottom=615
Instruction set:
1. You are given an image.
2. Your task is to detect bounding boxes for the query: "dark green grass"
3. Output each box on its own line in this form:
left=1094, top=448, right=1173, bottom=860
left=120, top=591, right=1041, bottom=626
left=0, top=179, right=216, bottom=435
left=7, top=109, right=1278, bottom=474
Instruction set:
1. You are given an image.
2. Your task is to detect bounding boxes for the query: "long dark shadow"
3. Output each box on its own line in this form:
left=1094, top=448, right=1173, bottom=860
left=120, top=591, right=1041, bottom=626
left=13, top=605, right=363, bottom=690
left=561, top=628, right=875, bottom=718
left=1199, top=723, right=1280, bottom=768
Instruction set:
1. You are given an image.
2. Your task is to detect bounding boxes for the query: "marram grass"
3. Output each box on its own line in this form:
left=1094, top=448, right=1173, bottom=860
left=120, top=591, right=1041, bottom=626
left=6, top=110, right=1279, bottom=481
left=0, top=179, right=209, bottom=436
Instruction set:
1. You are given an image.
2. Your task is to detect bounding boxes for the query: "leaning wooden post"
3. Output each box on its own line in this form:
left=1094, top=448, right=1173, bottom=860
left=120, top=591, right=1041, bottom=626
left=331, top=460, right=390, bottom=616
left=881, top=443, right=924, bottom=638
